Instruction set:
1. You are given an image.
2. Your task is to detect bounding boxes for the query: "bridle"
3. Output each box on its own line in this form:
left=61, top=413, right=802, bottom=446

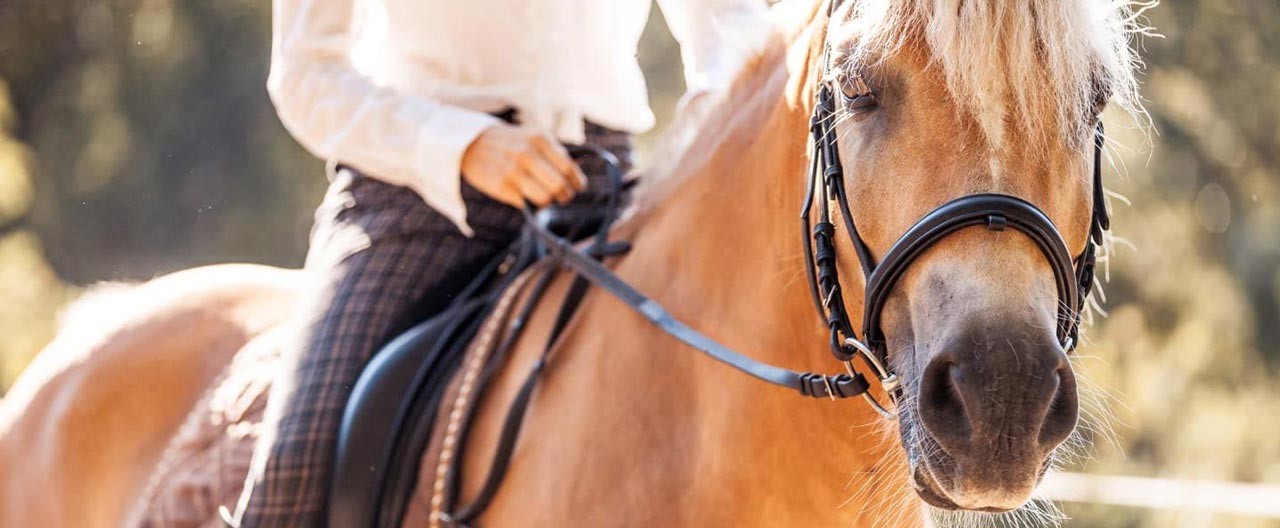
left=801, top=78, right=1110, bottom=416
left=792, top=0, right=1110, bottom=416
left=434, top=14, right=1110, bottom=526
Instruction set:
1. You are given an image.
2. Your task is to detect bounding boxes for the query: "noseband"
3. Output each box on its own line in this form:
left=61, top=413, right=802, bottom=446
left=801, top=83, right=1109, bottom=415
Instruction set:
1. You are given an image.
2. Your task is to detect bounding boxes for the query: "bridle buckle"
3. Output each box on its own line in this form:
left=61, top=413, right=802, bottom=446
left=843, top=338, right=892, bottom=382
left=842, top=338, right=899, bottom=419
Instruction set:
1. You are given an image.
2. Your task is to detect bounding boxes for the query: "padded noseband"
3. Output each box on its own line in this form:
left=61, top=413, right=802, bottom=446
left=861, top=194, right=1081, bottom=350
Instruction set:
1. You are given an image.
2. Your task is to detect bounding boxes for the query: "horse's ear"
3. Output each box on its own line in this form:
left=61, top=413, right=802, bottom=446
left=785, top=0, right=834, bottom=113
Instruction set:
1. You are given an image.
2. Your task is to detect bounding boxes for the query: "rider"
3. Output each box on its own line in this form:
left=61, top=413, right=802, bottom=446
left=233, top=0, right=770, bottom=524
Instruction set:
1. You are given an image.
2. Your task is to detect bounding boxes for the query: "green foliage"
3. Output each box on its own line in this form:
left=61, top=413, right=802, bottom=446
left=0, top=1, right=1277, bottom=525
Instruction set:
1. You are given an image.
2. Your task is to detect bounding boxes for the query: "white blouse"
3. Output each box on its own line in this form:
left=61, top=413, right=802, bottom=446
left=269, top=0, right=770, bottom=234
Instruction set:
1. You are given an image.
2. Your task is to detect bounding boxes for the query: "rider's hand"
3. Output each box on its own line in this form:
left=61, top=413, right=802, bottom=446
left=461, top=123, right=586, bottom=208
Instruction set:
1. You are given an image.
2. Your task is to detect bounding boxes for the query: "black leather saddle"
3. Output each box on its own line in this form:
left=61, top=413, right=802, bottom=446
left=329, top=291, right=493, bottom=528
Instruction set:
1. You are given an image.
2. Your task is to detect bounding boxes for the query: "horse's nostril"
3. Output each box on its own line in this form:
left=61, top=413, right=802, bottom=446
left=1039, top=366, right=1079, bottom=448
left=918, top=358, right=971, bottom=454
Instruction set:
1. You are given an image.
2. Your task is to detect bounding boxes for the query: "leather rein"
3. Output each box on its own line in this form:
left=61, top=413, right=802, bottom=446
left=435, top=69, right=1110, bottom=528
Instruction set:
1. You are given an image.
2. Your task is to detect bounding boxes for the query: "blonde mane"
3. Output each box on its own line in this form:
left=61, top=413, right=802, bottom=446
left=629, top=0, right=1153, bottom=216
left=836, top=0, right=1155, bottom=146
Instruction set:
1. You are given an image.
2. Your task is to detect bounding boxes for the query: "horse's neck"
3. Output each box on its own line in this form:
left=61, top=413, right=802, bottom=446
left=606, top=49, right=912, bottom=522
left=462, top=36, right=919, bottom=527
left=623, top=55, right=812, bottom=330
left=625, top=41, right=853, bottom=387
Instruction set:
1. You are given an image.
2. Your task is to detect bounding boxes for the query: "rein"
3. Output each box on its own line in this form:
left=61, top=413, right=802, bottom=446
left=522, top=206, right=873, bottom=399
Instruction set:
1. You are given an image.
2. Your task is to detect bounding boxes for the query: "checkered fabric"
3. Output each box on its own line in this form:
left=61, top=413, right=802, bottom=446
left=235, top=123, right=631, bottom=527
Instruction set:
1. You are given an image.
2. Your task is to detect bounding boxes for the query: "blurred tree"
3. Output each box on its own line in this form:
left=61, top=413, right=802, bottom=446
left=1, top=0, right=323, bottom=286
left=0, top=78, right=76, bottom=385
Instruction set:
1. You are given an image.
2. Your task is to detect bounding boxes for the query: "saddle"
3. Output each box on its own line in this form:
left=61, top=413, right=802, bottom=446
left=328, top=148, right=629, bottom=528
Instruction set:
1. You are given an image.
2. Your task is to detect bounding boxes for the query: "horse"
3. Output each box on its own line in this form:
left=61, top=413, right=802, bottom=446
left=0, top=0, right=1146, bottom=525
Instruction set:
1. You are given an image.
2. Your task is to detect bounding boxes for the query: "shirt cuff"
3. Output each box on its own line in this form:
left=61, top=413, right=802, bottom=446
left=410, top=106, right=502, bottom=237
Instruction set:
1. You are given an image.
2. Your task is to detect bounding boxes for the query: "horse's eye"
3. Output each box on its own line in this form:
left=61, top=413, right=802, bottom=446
left=837, top=73, right=878, bottom=112
left=846, top=93, right=878, bottom=112
left=1089, top=78, right=1111, bottom=118
left=1092, top=97, right=1108, bottom=119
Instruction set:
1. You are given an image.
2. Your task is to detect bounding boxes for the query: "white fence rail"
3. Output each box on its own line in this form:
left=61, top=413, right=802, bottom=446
left=1036, top=472, right=1280, bottom=518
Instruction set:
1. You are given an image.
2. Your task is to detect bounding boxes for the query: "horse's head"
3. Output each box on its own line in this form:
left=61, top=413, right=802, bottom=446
left=812, top=0, right=1144, bottom=514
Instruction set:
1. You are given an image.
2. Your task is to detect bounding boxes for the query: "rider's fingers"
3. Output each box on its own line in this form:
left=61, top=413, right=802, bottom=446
left=510, top=170, right=554, bottom=207
left=518, top=150, right=574, bottom=205
left=493, top=180, right=525, bottom=208
left=532, top=136, right=587, bottom=192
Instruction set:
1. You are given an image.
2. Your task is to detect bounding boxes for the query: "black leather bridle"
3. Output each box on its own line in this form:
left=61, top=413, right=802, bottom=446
left=801, top=81, right=1109, bottom=415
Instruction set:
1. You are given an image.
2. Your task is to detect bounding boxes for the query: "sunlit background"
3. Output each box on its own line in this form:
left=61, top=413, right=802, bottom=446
left=0, top=1, right=1277, bottom=526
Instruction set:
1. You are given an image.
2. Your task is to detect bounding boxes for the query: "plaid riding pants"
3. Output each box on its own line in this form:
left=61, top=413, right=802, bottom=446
left=236, top=122, right=631, bottom=527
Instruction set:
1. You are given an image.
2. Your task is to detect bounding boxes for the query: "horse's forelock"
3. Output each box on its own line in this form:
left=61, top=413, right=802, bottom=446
left=839, top=0, right=1152, bottom=147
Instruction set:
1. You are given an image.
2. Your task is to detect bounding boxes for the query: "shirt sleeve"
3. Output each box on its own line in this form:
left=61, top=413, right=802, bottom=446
left=268, top=0, right=499, bottom=235
left=656, top=0, right=773, bottom=95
